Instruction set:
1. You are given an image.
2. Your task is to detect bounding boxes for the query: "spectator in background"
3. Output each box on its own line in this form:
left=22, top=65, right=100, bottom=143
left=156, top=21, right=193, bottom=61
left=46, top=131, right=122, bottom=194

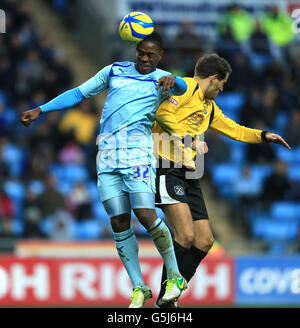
left=234, top=165, right=262, bottom=208
left=250, top=20, right=271, bottom=55
left=48, top=210, right=74, bottom=241
left=240, top=87, right=264, bottom=126
left=226, top=53, right=255, bottom=91
left=216, top=24, right=241, bottom=59
left=261, top=60, right=284, bottom=89
left=174, top=20, right=204, bottom=76
left=22, top=188, right=46, bottom=238
left=58, top=99, right=98, bottom=145
left=246, top=120, right=276, bottom=164
left=0, top=186, right=15, bottom=237
left=291, top=56, right=300, bottom=87
left=260, top=85, right=281, bottom=127
left=217, top=4, right=255, bottom=52
left=0, top=56, right=15, bottom=98
left=285, top=109, right=300, bottom=148
left=204, top=130, right=231, bottom=167
left=67, top=182, right=92, bottom=221
left=58, top=140, right=85, bottom=164
left=262, top=160, right=291, bottom=202
left=39, top=174, right=66, bottom=217
left=261, top=5, right=295, bottom=62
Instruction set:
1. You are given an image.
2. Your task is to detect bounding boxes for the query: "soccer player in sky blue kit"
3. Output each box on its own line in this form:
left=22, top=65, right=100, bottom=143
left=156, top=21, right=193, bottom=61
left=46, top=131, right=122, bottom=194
left=21, top=32, right=188, bottom=308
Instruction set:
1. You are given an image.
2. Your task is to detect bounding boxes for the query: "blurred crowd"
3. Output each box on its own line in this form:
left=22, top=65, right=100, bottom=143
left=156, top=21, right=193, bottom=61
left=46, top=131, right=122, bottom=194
left=1, top=1, right=300, bottom=253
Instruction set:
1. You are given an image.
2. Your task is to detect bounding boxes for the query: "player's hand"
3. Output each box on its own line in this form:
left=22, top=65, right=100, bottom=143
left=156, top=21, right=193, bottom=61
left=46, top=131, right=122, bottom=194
left=265, top=132, right=291, bottom=150
left=192, top=140, right=208, bottom=154
left=21, top=107, right=42, bottom=126
left=156, top=75, right=176, bottom=94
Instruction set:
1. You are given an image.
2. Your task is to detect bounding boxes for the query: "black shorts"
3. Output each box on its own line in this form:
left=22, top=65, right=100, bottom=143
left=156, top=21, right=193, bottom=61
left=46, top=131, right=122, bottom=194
left=155, top=165, right=209, bottom=221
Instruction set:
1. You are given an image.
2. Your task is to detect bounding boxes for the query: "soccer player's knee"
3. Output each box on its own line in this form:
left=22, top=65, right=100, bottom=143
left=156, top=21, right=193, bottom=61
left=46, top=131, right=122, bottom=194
left=110, top=214, right=131, bottom=232
left=199, top=234, right=214, bottom=252
left=178, top=231, right=195, bottom=248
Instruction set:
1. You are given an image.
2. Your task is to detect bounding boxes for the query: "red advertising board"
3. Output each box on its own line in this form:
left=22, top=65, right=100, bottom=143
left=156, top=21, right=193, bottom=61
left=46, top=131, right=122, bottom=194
left=0, top=256, right=234, bottom=306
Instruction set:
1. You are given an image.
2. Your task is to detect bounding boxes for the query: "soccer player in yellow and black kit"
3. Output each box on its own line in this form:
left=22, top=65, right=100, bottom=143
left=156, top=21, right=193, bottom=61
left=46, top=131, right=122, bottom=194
left=153, top=53, right=291, bottom=307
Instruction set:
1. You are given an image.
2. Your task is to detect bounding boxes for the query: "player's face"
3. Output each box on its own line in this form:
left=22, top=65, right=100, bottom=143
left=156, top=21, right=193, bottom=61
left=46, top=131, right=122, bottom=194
left=135, top=41, right=163, bottom=74
left=206, top=74, right=229, bottom=100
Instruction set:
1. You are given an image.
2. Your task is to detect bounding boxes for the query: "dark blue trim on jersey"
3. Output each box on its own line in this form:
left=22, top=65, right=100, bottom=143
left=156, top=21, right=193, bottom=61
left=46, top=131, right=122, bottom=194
left=109, top=63, right=157, bottom=83
left=109, top=63, right=187, bottom=95
left=40, top=87, right=84, bottom=113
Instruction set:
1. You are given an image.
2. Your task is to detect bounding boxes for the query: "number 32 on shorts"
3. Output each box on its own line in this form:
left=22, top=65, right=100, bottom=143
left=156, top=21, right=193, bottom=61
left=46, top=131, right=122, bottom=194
left=132, top=165, right=150, bottom=181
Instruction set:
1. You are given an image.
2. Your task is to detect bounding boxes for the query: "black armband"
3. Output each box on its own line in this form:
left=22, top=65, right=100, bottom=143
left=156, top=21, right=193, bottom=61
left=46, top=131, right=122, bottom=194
left=261, top=131, right=272, bottom=142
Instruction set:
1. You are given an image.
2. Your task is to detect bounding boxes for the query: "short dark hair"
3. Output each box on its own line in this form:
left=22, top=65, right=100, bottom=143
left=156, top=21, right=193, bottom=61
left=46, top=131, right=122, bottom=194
left=137, top=31, right=163, bottom=50
left=194, top=53, right=232, bottom=80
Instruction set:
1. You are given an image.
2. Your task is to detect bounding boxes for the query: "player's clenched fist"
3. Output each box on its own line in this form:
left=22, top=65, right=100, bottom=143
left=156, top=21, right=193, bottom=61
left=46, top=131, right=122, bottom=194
left=21, top=107, right=42, bottom=126
left=156, top=75, right=176, bottom=94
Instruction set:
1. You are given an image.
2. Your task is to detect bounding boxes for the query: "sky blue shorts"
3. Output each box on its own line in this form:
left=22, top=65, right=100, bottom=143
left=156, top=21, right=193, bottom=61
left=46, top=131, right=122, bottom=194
left=97, top=165, right=156, bottom=215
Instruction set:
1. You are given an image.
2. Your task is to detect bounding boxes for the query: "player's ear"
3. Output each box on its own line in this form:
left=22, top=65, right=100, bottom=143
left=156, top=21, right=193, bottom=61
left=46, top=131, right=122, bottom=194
left=159, top=49, right=164, bottom=60
left=209, top=74, right=218, bottom=83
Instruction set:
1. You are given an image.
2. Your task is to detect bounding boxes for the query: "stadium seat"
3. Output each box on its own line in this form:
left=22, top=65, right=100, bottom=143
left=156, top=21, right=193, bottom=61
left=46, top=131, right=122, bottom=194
left=50, top=163, right=89, bottom=184
left=271, top=201, right=299, bottom=221
left=230, top=143, right=246, bottom=164
left=215, top=92, right=245, bottom=114
left=86, top=180, right=100, bottom=201
left=211, top=163, right=241, bottom=185
left=275, top=146, right=294, bottom=163
left=252, top=219, right=299, bottom=242
left=93, top=203, right=110, bottom=223
left=75, top=220, right=104, bottom=240
left=2, top=143, right=24, bottom=178
left=274, top=112, right=288, bottom=136
left=267, top=240, right=290, bottom=255
left=287, top=165, right=300, bottom=182
left=3, top=180, right=25, bottom=220
left=249, top=164, right=272, bottom=182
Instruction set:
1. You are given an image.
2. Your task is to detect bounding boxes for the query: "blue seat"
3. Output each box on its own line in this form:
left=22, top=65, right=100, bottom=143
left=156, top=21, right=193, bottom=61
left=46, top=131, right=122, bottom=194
left=249, top=164, right=272, bottom=182
left=50, top=163, right=89, bottom=184
left=86, top=180, right=100, bottom=201
left=252, top=219, right=299, bottom=241
left=271, top=201, right=299, bottom=221
left=63, top=164, right=89, bottom=183
left=93, top=203, right=110, bottom=223
left=215, top=92, right=245, bottom=114
left=230, top=143, right=246, bottom=164
left=212, top=163, right=241, bottom=185
left=3, top=143, right=24, bottom=177
left=288, top=165, right=300, bottom=182
left=3, top=180, right=25, bottom=220
left=275, top=146, right=294, bottom=163
left=274, top=112, right=288, bottom=135
left=293, top=147, right=300, bottom=163
left=75, top=220, right=103, bottom=240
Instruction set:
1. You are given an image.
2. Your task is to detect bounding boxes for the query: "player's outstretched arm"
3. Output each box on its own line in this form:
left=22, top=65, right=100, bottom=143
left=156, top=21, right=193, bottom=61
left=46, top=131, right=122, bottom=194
left=20, top=87, right=85, bottom=127
left=156, top=76, right=187, bottom=95
left=263, top=131, right=291, bottom=150
left=21, top=107, right=42, bottom=126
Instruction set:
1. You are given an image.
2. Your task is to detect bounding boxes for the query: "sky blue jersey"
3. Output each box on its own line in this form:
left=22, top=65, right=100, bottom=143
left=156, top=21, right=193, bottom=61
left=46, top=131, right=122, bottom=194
left=78, top=61, right=186, bottom=170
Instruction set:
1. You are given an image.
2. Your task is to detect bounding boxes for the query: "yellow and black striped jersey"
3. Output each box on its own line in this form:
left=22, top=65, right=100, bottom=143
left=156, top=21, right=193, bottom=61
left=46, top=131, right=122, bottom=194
left=153, top=77, right=263, bottom=169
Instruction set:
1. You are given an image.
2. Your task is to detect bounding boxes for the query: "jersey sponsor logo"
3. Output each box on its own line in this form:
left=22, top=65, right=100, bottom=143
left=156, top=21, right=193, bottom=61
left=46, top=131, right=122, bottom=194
left=111, top=78, right=152, bottom=93
left=174, top=184, right=185, bottom=196
left=167, top=96, right=178, bottom=106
